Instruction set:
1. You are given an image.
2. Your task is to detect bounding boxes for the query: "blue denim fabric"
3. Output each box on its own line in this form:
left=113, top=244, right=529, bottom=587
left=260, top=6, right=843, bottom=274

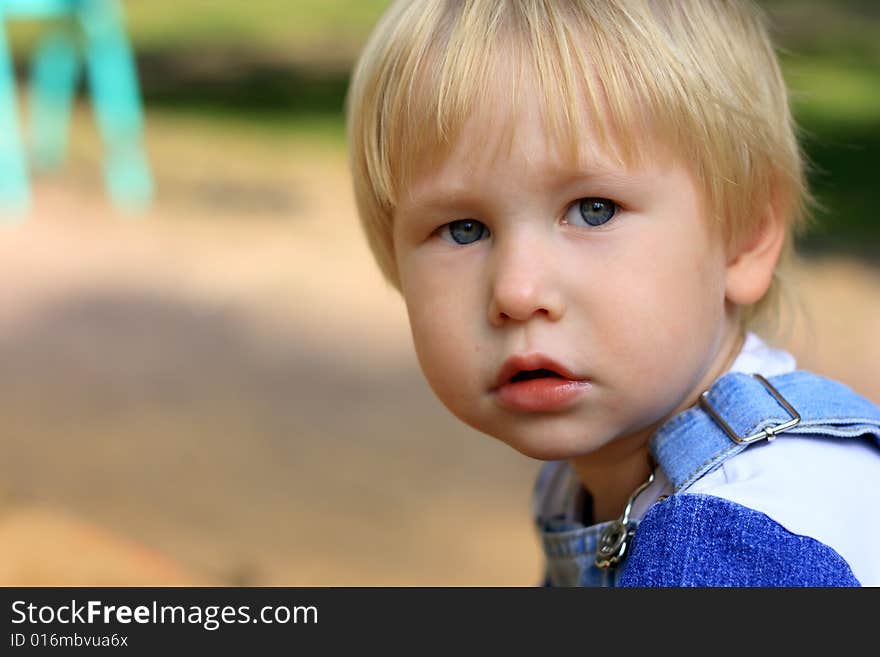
left=541, top=517, right=627, bottom=587
left=537, top=370, right=880, bottom=587
left=651, top=371, right=880, bottom=492
left=617, top=494, right=861, bottom=586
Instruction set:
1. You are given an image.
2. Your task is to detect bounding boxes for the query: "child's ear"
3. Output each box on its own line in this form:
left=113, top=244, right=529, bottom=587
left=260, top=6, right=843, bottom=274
left=724, top=197, right=787, bottom=306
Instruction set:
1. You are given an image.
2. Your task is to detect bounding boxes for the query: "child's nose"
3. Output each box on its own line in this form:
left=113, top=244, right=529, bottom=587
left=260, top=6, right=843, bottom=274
left=487, top=236, right=564, bottom=326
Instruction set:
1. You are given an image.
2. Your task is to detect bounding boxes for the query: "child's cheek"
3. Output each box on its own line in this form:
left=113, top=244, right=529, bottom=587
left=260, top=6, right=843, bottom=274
left=399, top=264, right=482, bottom=414
left=408, top=314, right=481, bottom=425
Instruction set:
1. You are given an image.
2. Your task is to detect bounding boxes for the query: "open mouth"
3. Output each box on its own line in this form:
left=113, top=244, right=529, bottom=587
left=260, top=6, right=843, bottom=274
left=494, top=354, right=582, bottom=392
left=510, top=368, right=566, bottom=383
left=495, top=361, right=591, bottom=412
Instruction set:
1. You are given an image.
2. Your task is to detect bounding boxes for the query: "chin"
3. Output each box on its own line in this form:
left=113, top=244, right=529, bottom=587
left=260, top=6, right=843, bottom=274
left=484, top=422, right=608, bottom=462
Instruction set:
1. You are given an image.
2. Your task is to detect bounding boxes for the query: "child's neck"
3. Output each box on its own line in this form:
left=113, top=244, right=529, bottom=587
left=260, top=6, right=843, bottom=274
left=569, top=431, right=655, bottom=524
left=570, top=327, right=746, bottom=524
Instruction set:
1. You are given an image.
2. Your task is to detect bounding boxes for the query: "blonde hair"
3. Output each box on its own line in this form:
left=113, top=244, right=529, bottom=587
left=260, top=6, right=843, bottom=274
left=346, top=0, right=810, bottom=333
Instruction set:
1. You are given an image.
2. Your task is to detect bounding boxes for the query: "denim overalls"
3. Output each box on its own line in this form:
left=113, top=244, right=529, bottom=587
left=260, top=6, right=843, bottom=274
left=538, top=370, right=880, bottom=586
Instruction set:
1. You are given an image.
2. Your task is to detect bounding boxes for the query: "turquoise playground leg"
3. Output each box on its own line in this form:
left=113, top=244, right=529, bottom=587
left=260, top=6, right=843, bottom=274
left=29, top=27, right=80, bottom=172
left=0, top=14, right=31, bottom=220
left=79, top=0, right=152, bottom=212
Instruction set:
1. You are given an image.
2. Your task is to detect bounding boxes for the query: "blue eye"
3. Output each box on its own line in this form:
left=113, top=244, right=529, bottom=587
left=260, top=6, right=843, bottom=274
left=439, top=219, right=489, bottom=245
left=569, top=197, right=618, bottom=227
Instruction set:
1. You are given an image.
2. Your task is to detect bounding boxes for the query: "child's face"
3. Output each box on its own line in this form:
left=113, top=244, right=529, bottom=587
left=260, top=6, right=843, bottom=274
left=391, top=94, right=739, bottom=461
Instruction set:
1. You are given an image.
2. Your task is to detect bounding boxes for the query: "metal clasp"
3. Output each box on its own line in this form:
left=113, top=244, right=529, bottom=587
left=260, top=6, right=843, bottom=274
left=595, top=469, right=655, bottom=570
left=699, top=373, right=801, bottom=445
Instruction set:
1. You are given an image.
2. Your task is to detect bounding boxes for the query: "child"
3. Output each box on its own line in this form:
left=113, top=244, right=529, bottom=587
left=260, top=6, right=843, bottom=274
left=345, top=0, right=880, bottom=586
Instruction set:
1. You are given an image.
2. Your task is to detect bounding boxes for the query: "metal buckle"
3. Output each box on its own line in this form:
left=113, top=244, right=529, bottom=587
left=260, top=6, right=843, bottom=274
left=595, top=469, right=655, bottom=570
left=699, top=373, right=801, bottom=445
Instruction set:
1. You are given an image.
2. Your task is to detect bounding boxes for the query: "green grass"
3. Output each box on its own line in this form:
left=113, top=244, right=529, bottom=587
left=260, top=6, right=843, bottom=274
left=148, top=107, right=347, bottom=149
left=6, top=0, right=392, bottom=58
left=785, top=58, right=880, bottom=125
left=795, top=117, right=880, bottom=257
left=779, top=53, right=880, bottom=257
left=125, top=0, right=390, bottom=52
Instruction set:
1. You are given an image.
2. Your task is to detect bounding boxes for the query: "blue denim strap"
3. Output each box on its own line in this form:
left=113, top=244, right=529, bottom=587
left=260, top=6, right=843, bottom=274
left=650, top=371, right=880, bottom=493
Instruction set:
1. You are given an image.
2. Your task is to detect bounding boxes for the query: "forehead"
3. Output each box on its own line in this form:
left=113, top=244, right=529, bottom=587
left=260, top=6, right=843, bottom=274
left=399, top=85, right=663, bottom=213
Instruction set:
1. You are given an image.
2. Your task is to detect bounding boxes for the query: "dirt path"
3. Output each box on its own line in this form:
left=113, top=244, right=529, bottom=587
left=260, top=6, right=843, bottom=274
left=0, top=112, right=877, bottom=585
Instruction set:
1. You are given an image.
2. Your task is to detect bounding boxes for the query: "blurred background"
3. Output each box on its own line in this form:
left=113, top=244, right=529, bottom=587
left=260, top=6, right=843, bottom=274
left=0, top=0, right=877, bottom=586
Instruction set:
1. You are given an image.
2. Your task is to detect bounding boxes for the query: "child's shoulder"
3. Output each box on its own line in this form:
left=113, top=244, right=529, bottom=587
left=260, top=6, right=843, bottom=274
left=678, top=430, right=880, bottom=586
left=619, top=491, right=863, bottom=587
left=643, top=365, right=880, bottom=586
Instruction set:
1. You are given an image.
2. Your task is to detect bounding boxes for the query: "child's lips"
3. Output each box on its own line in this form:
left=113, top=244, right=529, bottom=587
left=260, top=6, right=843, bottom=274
left=493, top=353, right=581, bottom=389
left=492, top=353, right=591, bottom=412
left=495, top=377, right=592, bottom=412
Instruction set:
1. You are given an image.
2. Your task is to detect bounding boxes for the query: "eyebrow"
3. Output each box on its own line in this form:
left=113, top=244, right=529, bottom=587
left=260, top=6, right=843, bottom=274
left=400, top=168, right=635, bottom=214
